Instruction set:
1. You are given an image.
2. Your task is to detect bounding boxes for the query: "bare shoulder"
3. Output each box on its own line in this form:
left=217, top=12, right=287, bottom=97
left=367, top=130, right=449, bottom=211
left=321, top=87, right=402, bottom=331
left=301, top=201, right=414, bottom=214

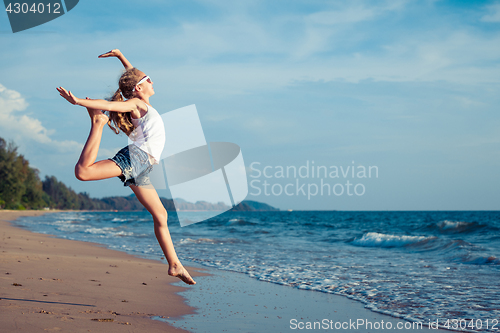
left=125, top=98, right=144, bottom=110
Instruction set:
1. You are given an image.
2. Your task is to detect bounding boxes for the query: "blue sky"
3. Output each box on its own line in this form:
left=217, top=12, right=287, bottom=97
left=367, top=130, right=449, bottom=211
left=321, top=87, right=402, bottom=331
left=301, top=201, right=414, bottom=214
left=1, top=0, right=499, bottom=210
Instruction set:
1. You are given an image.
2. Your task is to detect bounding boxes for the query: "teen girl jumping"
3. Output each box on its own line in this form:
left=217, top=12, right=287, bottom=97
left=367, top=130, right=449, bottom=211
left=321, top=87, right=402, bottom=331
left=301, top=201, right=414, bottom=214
left=56, top=49, right=195, bottom=285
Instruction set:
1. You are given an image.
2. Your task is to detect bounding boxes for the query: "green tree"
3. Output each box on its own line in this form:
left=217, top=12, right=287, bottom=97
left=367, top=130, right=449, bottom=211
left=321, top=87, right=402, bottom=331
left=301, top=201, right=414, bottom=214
left=0, top=138, right=29, bottom=209
left=0, top=137, right=181, bottom=211
left=0, top=137, right=51, bottom=209
left=41, top=176, right=112, bottom=210
left=42, top=176, right=79, bottom=209
left=22, top=167, right=50, bottom=209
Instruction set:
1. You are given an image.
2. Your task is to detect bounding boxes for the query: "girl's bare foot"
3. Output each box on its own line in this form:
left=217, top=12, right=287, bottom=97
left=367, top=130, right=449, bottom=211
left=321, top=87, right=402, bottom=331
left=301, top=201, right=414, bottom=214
left=86, top=106, right=109, bottom=126
left=168, top=262, right=196, bottom=285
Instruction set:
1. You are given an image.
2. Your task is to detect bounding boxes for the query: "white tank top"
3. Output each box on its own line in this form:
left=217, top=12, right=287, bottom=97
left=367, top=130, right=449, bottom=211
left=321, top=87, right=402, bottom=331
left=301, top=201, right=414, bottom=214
left=128, top=104, right=165, bottom=164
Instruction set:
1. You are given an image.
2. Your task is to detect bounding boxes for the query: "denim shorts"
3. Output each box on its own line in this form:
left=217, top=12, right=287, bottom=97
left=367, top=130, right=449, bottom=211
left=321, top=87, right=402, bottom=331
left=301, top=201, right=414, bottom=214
left=109, top=144, right=153, bottom=187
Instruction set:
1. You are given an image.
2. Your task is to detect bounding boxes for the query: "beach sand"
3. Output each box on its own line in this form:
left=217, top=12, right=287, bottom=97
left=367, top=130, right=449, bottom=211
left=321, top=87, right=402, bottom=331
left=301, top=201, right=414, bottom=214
left=0, top=210, right=205, bottom=333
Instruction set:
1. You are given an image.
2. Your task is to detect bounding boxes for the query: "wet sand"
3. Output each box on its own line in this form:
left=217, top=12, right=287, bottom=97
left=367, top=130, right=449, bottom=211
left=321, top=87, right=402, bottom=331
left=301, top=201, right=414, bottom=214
left=162, top=266, right=452, bottom=333
left=0, top=210, right=205, bottom=333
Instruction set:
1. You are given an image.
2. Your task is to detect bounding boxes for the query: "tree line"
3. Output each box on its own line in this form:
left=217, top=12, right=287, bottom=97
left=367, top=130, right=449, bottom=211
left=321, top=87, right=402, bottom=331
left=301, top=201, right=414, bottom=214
left=0, top=137, right=274, bottom=211
left=0, top=138, right=113, bottom=210
left=0, top=137, right=169, bottom=210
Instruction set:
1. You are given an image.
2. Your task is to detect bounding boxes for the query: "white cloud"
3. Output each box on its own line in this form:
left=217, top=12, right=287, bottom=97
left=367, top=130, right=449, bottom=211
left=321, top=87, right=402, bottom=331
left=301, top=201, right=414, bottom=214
left=481, top=3, right=500, bottom=22
left=2, top=1, right=500, bottom=104
left=290, top=1, right=407, bottom=59
left=0, top=83, right=82, bottom=153
left=306, top=6, right=377, bottom=26
left=149, top=4, right=500, bottom=86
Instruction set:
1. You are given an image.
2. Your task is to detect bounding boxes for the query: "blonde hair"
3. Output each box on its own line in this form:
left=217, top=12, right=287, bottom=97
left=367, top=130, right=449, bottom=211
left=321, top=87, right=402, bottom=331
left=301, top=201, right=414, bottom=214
left=107, top=68, right=142, bottom=136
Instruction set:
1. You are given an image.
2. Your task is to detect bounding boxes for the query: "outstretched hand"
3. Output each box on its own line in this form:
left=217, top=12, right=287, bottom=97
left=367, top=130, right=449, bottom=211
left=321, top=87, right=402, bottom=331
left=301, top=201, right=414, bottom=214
left=98, top=48, right=133, bottom=70
left=98, top=49, right=122, bottom=59
left=56, top=87, right=79, bottom=105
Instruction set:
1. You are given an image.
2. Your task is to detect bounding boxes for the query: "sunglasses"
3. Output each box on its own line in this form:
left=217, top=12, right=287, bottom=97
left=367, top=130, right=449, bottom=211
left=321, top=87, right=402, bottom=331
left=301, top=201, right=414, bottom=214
left=132, top=75, right=152, bottom=91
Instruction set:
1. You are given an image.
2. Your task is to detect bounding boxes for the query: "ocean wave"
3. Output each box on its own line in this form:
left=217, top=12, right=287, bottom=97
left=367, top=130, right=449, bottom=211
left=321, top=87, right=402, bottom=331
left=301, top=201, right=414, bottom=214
left=352, top=232, right=434, bottom=248
left=178, top=237, right=243, bottom=245
left=460, top=255, right=500, bottom=265
left=53, top=219, right=81, bottom=225
left=83, top=227, right=134, bottom=237
left=436, top=220, right=483, bottom=233
left=227, top=218, right=258, bottom=226
left=84, top=227, right=117, bottom=234
left=178, top=237, right=217, bottom=245
left=114, top=230, right=135, bottom=236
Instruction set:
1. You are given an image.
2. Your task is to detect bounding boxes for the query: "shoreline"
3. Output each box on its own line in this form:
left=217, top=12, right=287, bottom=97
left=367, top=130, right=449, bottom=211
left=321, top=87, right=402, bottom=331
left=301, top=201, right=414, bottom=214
left=161, top=264, right=453, bottom=333
left=1, top=210, right=456, bottom=333
left=0, top=210, right=205, bottom=333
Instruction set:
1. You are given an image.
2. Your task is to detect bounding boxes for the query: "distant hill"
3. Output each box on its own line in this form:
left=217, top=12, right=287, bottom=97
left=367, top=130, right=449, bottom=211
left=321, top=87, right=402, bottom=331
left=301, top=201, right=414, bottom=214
left=0, top=136, right=278, bottom=212
left=172, top=198, right=231, bottom=211
left=99, top=195, right=279, bottom=212
left=239, top=200, right=280, bottom=211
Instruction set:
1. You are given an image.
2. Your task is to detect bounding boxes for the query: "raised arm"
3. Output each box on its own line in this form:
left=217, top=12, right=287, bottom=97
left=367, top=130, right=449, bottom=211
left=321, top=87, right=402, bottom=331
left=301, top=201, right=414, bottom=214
left=56, top=87, right=144, bottom=114
left=98, top=49, right=133, bottom=70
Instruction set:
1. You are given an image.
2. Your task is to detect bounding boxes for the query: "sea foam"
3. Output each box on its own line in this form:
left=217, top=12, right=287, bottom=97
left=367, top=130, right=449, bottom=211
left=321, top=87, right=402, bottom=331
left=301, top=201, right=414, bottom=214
left=352, top=232, right=432, bottom=248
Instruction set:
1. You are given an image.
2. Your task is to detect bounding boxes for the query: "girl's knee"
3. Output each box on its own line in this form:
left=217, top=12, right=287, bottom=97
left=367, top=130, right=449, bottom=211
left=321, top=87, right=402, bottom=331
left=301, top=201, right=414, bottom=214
left=153, top=209, right=168, bottom=227
left=75, top=164, right=89, bottom=181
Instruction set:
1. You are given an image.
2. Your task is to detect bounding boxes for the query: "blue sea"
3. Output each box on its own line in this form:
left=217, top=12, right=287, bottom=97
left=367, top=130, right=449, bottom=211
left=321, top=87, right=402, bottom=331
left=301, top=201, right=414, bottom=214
left=13, top=210, right=500, bottom=332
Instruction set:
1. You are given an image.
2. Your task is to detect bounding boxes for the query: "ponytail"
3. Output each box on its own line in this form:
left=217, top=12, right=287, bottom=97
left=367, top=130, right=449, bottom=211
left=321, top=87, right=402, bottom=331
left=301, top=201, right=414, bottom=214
left=111, top=88, right=123, bottom=102
left=106, top=68, right=141, bottom=136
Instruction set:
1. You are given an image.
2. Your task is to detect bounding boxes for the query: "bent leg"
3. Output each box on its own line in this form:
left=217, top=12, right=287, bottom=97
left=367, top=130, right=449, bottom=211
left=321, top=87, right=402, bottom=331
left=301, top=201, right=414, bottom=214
left=130, top=184, right=196, bottom=285
left=75, top=108, right=122, bottom=181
